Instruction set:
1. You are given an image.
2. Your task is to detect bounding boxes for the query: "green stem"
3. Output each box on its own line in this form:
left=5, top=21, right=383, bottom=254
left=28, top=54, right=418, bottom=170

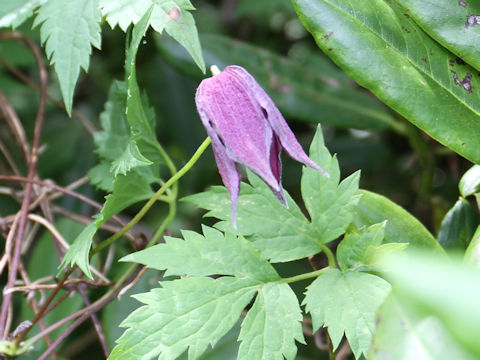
left=320, top=244, right=337, bottom=269
left=150, top=200, right=176, bottom=246
left=281, top=266, right=330, bottom=284
left=92, top=137, right=211, bottom=254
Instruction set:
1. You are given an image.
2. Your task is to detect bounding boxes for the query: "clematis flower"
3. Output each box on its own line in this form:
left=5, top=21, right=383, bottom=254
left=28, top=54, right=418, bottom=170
left=195, top=65, right=329, bottom=228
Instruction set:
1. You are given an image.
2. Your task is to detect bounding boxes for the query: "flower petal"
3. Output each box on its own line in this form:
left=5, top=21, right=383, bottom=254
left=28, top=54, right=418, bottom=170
left=227, top=66, right=329, bottom=178
left=196, top=85, right=241, bottom=228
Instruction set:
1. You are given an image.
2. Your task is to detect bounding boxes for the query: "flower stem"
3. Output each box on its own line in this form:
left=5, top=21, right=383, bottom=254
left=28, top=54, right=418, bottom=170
left=281, top=266, right=330, bottom=284
left=92, top=137, right=211, bottom=254
left=320, top=244, right=337, bottom=269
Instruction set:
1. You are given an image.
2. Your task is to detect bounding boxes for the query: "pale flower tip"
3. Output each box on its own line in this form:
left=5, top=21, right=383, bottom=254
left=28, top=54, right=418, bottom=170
left=210, top=65, right=221, bottom=76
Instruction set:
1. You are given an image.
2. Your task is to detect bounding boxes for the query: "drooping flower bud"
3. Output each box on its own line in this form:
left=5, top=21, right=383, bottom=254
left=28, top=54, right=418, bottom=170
left=195, top=65, right=329, bottom=228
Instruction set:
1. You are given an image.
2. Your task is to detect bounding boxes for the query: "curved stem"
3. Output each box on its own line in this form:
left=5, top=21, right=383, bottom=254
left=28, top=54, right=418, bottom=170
left=92, top=137, right=211, bottom=254
left=320, top=244, right=337, bottom=269
left=281, top=266, right=330, bottom=284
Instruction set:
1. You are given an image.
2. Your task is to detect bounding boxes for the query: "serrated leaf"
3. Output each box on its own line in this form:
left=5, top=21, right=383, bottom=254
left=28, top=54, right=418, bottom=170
left=354, top=190, right=444, bottom=253
left=124, top=8, right=165, bottom=166
left=394, top=0, right=480, bottom=71
left=156, top=33, right=396, bottom=130
left=122, top=225, right=280, bottom=282
left=459, top=165, right=480, bottom=198
left=293, top=0, right=480, bottom=163
left=94, top=81, right=131, bottom=162
left=337, top=222, right=385, bottom=271
left=87, top=161, right=114, bottom=192
left=301, top=126, right=361, bottom=243
left=238, top=282, right=305, bottom=360
left=58, top=222, right=96, bottom=279
left=110, top=140, right=153, bottom=177
left=183, top=180, right=319, bottom=263
left=100, top=0, right=205, bottom=72
left=370, top=294, right=477, bottom=360
left=0, top=0, right=45, bottom=28
left=108, top=277, right=257, bottom=360
left=437, top=198, right=479, bottom=251
left=303, top=269, right=391, bottom=359
left=185, top=126, right=361, bottom=262
left=34, top=0, right=101, bottom=115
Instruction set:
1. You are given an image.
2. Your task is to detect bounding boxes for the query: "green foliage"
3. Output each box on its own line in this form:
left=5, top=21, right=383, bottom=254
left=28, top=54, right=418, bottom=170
left=337, top=222, right=386, bottom=271
left=384, top=252, right=480, bottom=357
left=109, top=276, right=258, bottom=360
left=185, top=126, right=360, bottom=262
left=459, top=165, right=480, bottom=198
left=100, top=0, right=205, bottom=72
left=354, top=190, right=445, bottom=253
left=112, top=226, right=304, bottom=360
left=437, top=198, right=479, bottom=251
left=394, top=0, right=480, bottom=71
left=303, top=269, right=391, bottom=358
left=370, top=295, right=477, bottom=360
left=238, top=282, right=304, bottom=360
left=292, top=0, right=480, bottom=164
left=0, top=0, right=45, bottom=28
left=34, top=0, right=102, bottom=115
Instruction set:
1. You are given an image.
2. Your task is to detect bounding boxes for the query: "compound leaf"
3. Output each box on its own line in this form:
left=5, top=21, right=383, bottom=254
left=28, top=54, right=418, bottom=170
left=238, top=282, right=305, bottom=360
left=108, top=277, right=257, bottom=360
left=122, top=225, right=280, bottom=282
left=304, top=269, right=391, bottom=358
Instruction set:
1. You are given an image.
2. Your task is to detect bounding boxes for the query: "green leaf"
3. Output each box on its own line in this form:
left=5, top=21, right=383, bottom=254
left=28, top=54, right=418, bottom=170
left=110, top=140, right=153, bottom=177
left=100, top=0, right=205, bottom=72
left=156, top=33, right=397, bottom=130
left=108, top=277, right=257, bottom=360
left=385, top=252, right=480, bottom=356
left=301, top=127, right=361, bottom=244
left=303, top=269, right=391, bottom=358
left=0, top=0, right=45, bottom=28
left=124, top=8, right=165, bottom=166
left=370, top=294, right=477, bottom=360
left=465, top=225, right=480, bottom=267
left=58, top=222, right=96, bottom=279
left=395, top=0, right=480, bottom=71
left=94, top=81, right=132, bottom=162
left=87, top=161, right=114, bottom=192
left=292, top=0, right=480, bottom=164
left=437, top=198, right=479, bottom=251
left=122, top=225, right=280, bottom=282
left=101, top=169, right=155, bottom=221
left=238, top=282, right=305, bottom=360
left=459, top=165, right=480, bottom=198
left=354, top=190, right=444, bottom=253
left=184, top=179, right=319, bottom=263
left=337, top=222, right=385, bottom=271
left=185, top=126, right=361, bottom=262
left=34, top=0, right=101, bottom=115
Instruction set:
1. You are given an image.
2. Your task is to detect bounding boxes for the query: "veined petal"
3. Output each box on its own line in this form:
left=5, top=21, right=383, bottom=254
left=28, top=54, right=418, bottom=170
left=196, top=86, right=241, bottom=228
left=198, top=70, right=281, bottom=191
left=268, top=134, right=287, bottom=206
left=227, top=66, right=329, bottom=178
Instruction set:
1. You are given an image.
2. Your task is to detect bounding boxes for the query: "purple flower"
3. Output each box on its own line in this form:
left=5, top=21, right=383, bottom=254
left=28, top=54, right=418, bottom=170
left=195, top=65, right=329, bottom=228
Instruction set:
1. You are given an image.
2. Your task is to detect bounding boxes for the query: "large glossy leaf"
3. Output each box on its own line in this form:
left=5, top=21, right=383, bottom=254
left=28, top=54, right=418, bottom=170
left=155, top=33, right=397, bottom=130
left=293, top=0, right=480, bottom=164
left=394, top=0, right=480, bottom=71
left=353, top=190, right=444, bottom=253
